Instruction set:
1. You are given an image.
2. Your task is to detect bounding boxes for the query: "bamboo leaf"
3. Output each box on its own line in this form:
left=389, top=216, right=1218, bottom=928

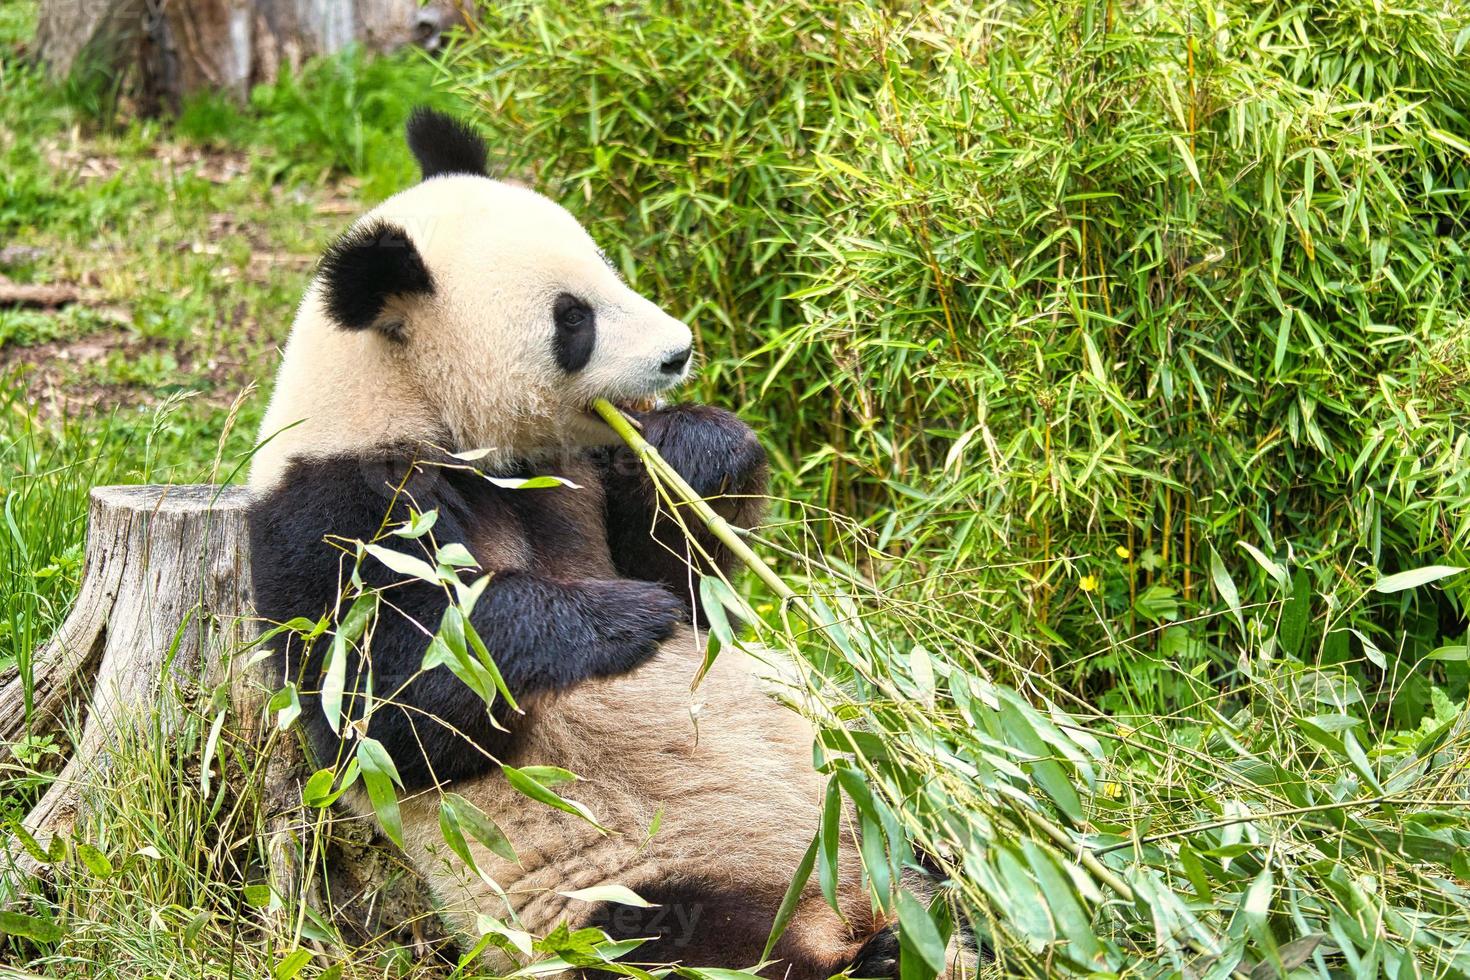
left=516, top=765, right=577, bottom=787
left=269, top=682, right=302, bottom=732
left=274, top=949, right=312, bottom=980
left=364, top=544, right=441, bottom=584
left=897, top=890, right=947, bottom=978
left=303, top=760, right=358, bottom=808
left=7, top=822, right=56, bottom=866
left=1279, top=570, right=1310, bottom=656
left=0, top=910, right=64, bottom=943
left=200, top=705, right=227, bottom=796
left=357, top=737, right=404, bottom=846
left=1171, top=134, right=1202, bottom=188
left=1210, top=547, right=1244, bottom=631
left=817, top=778, right=841, bottom=909
left=391, top=508, right=438, bottom=538
left=76, top=842, right=113, bottom=878
left=323, top=593, right=378, bottom=735
left=445, top=791, right=518, bottom=864
left=483, top=474, right=582, bottom=490
left=436, top=542, right=478, bottom=568
left=438, top=798, right=478, bottom=873
left=1373, top=565, right=1464, bottom=593
left=502, top=764, right=604, bottom=830
left=1238, top=542, right=1288, bottom=588
left=559, top=884, right=657, bottom=908
left=761, top=832, right=818, bottom=961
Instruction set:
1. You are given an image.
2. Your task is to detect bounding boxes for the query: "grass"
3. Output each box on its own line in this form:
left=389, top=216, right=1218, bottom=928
left=3, top=0, right=1470, bottom=975
left=0, top=20, right=470, bottom=677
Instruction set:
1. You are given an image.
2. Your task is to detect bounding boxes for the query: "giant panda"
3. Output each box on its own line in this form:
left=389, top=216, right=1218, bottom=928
left=248, top=109, right=943, bottom=976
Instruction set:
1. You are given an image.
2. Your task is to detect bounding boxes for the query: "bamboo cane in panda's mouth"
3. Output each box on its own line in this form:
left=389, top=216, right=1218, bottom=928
left=590, top=398, right=800, bottom=608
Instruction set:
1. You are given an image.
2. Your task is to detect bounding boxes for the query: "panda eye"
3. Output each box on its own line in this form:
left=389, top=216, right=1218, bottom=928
left=553, top=293, right=592, bottom=332
left=552, top=292, right=596, bottom=373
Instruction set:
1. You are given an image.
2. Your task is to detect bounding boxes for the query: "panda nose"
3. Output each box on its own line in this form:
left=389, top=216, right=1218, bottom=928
left=660, top=346, right=692, bottom=375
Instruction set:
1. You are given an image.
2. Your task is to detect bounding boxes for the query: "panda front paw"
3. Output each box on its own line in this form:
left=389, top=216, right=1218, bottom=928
left=634, top=404, right=768, bottom=500
left=581, top=578, right=685, bottom=676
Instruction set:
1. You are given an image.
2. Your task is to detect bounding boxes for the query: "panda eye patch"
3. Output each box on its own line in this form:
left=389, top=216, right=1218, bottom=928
left=552, top=292, right=596, bottom=372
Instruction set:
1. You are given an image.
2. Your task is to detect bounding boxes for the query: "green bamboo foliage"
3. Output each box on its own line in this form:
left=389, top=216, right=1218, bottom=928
left=440, top=0, right=1470, bottom=710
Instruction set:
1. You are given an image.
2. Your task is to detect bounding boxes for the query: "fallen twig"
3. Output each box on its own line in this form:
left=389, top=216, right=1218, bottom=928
left=0, top=277, right=80, bottom=309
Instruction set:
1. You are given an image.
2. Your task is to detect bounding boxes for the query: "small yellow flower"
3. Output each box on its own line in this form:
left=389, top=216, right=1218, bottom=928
left=1115, top=546, right=1131, bottom=559
left=1079, top=574, right=1099, bottom=592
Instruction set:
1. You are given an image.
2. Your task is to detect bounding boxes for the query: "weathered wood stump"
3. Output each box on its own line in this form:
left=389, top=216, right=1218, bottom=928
left=0, top=486, right=254, bottom=849
left=0, top=485, right=443, bottom=954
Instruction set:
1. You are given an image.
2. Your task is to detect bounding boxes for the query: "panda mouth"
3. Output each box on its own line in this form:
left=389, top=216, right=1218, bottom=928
left=595, top=396, right=657, bottom=416
left=577, top=398, right=657, bottom=435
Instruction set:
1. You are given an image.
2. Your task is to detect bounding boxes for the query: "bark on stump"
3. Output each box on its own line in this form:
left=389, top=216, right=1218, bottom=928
left=0, top=485, right=443, bottom=953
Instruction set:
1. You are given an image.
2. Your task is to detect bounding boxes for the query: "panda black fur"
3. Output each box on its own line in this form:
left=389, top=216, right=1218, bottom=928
left=248, top=109, right=948, bottom=976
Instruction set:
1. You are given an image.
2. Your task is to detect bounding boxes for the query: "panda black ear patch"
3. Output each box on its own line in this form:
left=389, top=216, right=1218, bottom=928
left=319, top=219, right=433, bottom=334
left=406, top=107, right=489, bottom=179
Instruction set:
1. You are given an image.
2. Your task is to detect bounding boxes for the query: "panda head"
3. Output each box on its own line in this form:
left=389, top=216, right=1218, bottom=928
left=251, top=109, right=693, bottom=486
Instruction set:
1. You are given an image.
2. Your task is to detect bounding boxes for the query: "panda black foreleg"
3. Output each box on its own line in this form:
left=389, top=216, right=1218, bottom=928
left=249, top=454, right=685, bottom=791
left=281, top=577, right=684, bottom=791
left=309, top=569, right=685, bottom=790
left=599, top=404, right=768, bottom=617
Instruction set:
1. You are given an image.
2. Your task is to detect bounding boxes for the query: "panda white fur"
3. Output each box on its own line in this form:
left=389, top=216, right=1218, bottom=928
left=248, top=110, right=928, bottom=975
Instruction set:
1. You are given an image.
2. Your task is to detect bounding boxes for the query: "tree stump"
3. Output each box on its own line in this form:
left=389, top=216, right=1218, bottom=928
left=0, top=485, right=254, bottom=837
left=0, top=485, right=443, bottom=954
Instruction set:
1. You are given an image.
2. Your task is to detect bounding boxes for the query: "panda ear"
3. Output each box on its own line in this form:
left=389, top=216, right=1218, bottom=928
left=406, top=107, right=489, bottom=179
left=319, top=219, right=433, bottom=336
